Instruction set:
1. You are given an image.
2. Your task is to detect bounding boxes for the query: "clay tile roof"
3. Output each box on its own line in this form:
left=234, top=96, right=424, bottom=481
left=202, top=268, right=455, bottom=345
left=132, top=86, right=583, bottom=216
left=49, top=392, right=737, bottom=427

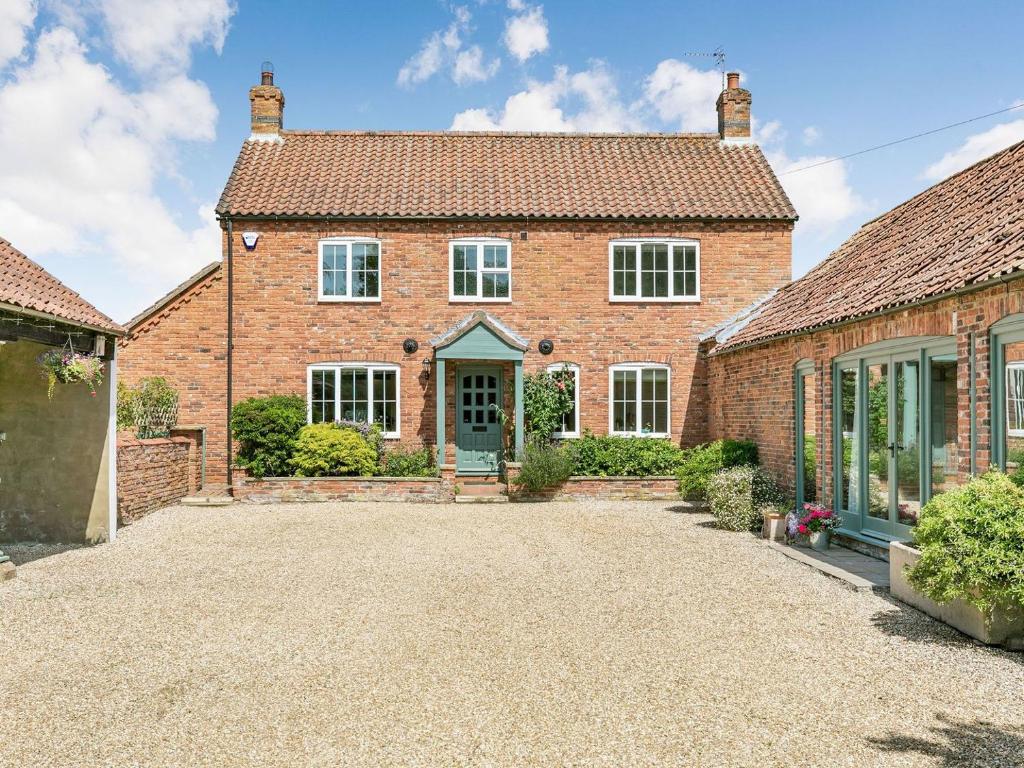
left=0, top=237, right=123, bottom=334
left=216, top=131, right=797, bottom=221
left=715, top=139, right=1024, bottom=352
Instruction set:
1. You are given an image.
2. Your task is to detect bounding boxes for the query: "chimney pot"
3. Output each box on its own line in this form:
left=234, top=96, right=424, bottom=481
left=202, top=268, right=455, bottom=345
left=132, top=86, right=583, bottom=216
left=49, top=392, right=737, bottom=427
left=726, top=72, right=740, bottom=90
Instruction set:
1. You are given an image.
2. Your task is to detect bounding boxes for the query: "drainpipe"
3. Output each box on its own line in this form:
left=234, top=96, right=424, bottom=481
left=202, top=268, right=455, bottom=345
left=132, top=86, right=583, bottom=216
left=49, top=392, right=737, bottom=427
left=226, top=218, right=234, bottom=490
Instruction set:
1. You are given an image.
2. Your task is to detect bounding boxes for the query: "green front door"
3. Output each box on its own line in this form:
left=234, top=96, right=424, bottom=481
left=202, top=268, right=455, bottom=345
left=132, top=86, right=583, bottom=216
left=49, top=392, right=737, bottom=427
left=456, top=366, right=502, bottom=473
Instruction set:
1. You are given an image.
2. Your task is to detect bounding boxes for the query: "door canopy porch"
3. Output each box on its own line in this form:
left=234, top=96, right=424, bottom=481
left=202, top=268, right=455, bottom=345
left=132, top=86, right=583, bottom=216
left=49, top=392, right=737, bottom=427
left=429, top=311, right=529, bottom=467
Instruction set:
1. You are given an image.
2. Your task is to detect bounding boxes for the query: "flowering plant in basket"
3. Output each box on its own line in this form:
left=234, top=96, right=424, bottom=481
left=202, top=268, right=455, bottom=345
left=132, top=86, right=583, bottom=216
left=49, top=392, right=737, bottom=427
left=797, top=503, right=841, bottom=535
left=38, top=349, right=105, bottom=399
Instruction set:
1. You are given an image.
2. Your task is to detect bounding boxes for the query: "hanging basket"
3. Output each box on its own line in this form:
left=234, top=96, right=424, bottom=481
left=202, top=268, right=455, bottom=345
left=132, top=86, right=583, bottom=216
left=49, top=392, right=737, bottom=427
left=37, top=338, right=105, bottom=399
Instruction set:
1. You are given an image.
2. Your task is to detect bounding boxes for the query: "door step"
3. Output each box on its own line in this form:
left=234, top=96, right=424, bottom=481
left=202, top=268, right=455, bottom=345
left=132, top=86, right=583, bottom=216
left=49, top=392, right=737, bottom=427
left=455, top=495, right=509, bottom=504
left=181, top=486, right=234, bottom=506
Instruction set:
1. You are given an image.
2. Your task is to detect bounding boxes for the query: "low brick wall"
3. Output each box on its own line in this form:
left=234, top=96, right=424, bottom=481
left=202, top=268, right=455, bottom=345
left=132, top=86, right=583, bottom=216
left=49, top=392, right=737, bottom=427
left=234, top=475, right=454, bottom=504
left=505, top=465, right=680, bottom=501
left=117, top=436, right=198, bottom=523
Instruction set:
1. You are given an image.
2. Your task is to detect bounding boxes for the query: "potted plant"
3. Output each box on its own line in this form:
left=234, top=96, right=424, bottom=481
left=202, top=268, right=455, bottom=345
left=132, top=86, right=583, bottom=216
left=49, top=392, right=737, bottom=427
left=37, top=348, right=105, bottom=399
left=797, top=503, right=841, bottom=551
left=759, top=502, right=790, bottom=541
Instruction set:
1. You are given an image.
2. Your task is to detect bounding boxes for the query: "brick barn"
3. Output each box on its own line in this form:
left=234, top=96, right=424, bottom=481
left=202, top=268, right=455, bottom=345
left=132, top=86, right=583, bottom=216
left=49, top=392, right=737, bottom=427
left=703, top=139, right=1024, bottom=553
left=119, top=66, right=796, bottom=486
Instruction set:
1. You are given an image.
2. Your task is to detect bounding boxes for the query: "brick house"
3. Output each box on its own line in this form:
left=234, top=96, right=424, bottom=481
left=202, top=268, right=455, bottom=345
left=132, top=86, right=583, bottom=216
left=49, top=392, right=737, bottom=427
left=703, top=139, right=1024, bottom=552
left=120, top=67, right=796, bottom=486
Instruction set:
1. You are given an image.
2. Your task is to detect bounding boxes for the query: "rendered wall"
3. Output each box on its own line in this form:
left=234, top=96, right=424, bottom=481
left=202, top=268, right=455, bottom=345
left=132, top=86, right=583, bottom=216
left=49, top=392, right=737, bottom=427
left=0, top=340, right=113, bottom=542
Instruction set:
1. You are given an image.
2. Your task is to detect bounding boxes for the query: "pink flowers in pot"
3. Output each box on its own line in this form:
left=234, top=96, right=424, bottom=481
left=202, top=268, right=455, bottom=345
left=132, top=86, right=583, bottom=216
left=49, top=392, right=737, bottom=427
left=797, top=503, right=841, bottom=535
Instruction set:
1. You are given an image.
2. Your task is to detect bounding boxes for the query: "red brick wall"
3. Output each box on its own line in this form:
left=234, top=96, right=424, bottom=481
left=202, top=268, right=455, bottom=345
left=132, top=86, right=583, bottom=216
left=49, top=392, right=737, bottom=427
left=706, top=276, right=1024, bottom=504
left=119, top=268, right=227, bottom=483
left=120, top=218, right=792, bottom=482
left=117, top=436, right=199, bottom=523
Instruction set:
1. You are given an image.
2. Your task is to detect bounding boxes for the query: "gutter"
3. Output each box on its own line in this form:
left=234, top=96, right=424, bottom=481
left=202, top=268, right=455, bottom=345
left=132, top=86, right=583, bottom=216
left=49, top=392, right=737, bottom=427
left=709, top=269, right=1024, bottom=356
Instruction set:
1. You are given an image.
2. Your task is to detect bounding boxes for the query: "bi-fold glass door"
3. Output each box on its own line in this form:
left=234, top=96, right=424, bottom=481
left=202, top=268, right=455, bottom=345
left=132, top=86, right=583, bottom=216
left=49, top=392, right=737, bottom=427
left=835, top=339, right=958, bottom=541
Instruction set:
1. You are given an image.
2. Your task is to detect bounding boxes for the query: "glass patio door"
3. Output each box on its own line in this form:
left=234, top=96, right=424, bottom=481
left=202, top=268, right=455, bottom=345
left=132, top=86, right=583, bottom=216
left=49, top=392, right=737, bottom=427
left=862, top=354, right=921, bottom=538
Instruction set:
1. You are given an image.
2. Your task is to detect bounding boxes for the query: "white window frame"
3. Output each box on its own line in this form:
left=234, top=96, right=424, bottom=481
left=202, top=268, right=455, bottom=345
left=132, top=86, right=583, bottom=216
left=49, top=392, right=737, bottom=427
left=548, top=363, right=581, bottom=439
left=306, top=362, right=400, bottom=438
left=607, top=238, right=700, bottom=303
left=607, top=363, right=671, bottom=438
left=1007, top=362, right=1024, bottom=438
left=449, top=237, right=513, bottom=303
left=317, top=237, right=383, bottom=303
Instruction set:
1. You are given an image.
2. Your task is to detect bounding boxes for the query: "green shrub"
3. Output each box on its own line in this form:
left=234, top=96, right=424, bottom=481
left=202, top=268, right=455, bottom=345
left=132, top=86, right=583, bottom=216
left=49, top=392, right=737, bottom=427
left=676, top=439, right=759, bottom=500
left=523, top=367, right=576, bottom=440
left=230, top=395, right=307, bottom=478
left=561, top=432, right=686, bottom=477
left=289, top=423, right=377, bottom=477
left=516, top=439, right=573, bottom=492
left=907, top=472, right=1024, bottom=611
left=706, top=466, right=784, bottom=532
left=379, top=445, right=437, bottom=477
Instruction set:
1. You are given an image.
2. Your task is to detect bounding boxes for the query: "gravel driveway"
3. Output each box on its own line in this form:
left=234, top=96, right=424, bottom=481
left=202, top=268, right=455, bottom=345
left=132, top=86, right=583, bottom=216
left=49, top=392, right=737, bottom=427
left=2, top=501, right=1022, bottom=767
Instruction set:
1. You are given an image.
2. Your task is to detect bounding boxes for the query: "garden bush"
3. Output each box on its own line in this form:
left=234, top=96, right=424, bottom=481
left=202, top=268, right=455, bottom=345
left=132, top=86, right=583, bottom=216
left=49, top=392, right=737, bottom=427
left=676, top=439, right=759, bottom=500
left=516, top=438, right=573, bottom=492
left=562, top=432, right=686, bottom=476
left=907, top=472, right=1024, bottom=611
left=379, top=445, right=437, bottom=477
left=289, top=423, right=377, bottom=477
left=522, top=367, right=576, bottom=440
left=230, top=395, right=307, bottom=478
left=706, top=466, right=784, bottom=532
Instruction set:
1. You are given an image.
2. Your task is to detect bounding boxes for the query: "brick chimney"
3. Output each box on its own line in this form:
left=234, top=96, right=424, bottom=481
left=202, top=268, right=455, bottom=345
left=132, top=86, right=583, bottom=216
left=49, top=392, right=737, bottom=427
left=716, top=72, right=751, bottom=142
left=249, top=62, right=284, bottom=141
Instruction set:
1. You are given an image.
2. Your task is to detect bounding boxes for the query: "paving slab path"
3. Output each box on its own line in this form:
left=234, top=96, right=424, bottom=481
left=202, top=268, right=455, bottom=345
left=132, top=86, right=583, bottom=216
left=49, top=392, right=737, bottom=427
left=1, top=501, right=1022, bottom=767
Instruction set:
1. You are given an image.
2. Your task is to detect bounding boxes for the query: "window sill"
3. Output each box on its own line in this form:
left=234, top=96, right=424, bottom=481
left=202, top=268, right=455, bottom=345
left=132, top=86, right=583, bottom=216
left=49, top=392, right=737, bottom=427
left=448, top=297, right=513, bottom=304
left=609, top=297, right=701, bottom=304
left=317, top=296, right=382, bottom=304
left=608, top=432, right=671, bottom=439
left=552, top=432, right=581, bottom=439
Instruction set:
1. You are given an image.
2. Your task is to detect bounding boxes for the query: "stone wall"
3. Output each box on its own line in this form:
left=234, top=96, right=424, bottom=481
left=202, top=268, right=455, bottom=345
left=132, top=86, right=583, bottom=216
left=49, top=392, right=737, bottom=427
left=117, top=436, right=199, bottom=523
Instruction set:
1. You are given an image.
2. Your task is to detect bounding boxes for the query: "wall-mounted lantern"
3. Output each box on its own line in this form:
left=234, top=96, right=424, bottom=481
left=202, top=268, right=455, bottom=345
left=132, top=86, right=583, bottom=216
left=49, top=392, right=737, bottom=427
left=421, top=358, right=432, bottom=380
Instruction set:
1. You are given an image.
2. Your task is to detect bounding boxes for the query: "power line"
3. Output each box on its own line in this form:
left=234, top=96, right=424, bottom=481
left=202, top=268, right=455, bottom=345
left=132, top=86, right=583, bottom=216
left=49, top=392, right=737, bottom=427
left=780, top=102, right=1024, bottom=175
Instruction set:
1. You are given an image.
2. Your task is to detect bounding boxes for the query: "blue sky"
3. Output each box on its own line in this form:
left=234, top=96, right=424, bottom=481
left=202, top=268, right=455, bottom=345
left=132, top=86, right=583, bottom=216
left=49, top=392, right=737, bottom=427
left=2, top=0, right=1023, bottom=322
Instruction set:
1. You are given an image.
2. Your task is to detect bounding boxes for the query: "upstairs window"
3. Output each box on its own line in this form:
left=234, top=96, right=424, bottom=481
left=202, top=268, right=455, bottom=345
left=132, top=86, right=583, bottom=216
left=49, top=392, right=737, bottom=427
left=308, top=363, right=399, bottom=437
left=450, top=239, right=511, bottom=302
left=318, top=238, right=381, bottom=301
left=609, top=239, right=699, bottom=302
left=609, top=363, right=670, bottom=437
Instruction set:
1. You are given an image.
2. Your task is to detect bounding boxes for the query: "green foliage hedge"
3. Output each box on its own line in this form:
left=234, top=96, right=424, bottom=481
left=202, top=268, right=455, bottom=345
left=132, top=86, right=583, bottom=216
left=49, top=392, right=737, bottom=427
left=117, top=376, right=179, bottom=436
left=379, top=445, right=437, bottom=477
left=516, top=439, right=573, bottom=492
left=289, top=423, right=377, bottom=477
left=676, top=439, right=759, bottom=500
left=562, top=432, right=686, bottom=477
left=907, top=472, right=1024, bottom=611
left=706, top=466, right=784, bottom=532
left=230, top=395, right=307, bottom=478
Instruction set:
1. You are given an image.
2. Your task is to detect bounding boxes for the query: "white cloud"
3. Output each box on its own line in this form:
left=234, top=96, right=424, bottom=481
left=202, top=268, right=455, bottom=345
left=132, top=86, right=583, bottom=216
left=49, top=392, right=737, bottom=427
left=0, top=15, right=226, bottom=320
left=640, top=59, right=723, bottom=132
left=398, top=5, right=497, bottom=87
left=504, top=4, right=548, bottom=63
left=451, top=62, right=641, bottom=132
left=769, top=151, right=867, bottom=238
left=802, top=125, right=821, bottom=145
left=0, top=0, right=36, bottom=69
left=922, top=118, right=1024, bottom=181
left=453, top=44, right=500, bottom=85
left=96, top=0, right=233, bottom=73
